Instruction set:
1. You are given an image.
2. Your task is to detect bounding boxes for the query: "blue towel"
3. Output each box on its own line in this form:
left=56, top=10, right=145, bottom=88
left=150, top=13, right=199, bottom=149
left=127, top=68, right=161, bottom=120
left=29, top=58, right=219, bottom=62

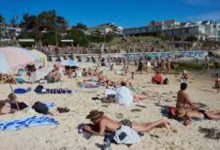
left=0, top=116, right=59, bottom=130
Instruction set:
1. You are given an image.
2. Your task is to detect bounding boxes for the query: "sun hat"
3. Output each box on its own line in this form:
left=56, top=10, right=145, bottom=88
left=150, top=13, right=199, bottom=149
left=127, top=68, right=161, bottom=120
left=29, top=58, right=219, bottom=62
left=86, top=110, right=104, bottom=120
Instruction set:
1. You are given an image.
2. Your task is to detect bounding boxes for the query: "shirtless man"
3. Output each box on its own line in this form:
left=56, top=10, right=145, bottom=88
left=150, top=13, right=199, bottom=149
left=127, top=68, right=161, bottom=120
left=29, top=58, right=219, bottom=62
left=82, top=110, right=170, bottom=136
left=176, top=82, right=220, bottom=125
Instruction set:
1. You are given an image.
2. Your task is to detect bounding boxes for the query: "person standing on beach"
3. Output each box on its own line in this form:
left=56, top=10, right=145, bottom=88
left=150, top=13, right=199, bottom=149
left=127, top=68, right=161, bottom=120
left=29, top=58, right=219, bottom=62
left=137, top=59, right=143, bottom=74
left=214, top=73, right=220, bottom=93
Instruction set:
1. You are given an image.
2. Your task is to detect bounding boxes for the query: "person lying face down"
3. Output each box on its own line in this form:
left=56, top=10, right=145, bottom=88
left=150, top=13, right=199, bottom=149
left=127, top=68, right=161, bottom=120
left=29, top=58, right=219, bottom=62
left=81, top=110, right=170, bottom=136
left=176, top=82, right=220, bottom=126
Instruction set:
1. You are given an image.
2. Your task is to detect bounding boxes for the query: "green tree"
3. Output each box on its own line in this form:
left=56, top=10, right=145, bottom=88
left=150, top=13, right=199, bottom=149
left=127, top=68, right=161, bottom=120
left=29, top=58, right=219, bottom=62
left=174, top=36, right=181, bottom=41
left=0, top=15, right=5, bottom=38
left=42, top=32, right=62, bottom=45
left=185, top=36, right=198, bottom=42
left=72, top=23, right=88, bottom=30
left=20, top=14, right=41, bottom=40
left=66, top=30, right=89, bottom=47
left=19, top=10, right=68, bottom=44
left=10, top=16, right=18, bottom=27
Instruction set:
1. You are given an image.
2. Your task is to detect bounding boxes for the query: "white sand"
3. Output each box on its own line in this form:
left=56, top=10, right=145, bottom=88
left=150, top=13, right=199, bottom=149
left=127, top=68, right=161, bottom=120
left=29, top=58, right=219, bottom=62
left=0, top=63, right=220, bottom=150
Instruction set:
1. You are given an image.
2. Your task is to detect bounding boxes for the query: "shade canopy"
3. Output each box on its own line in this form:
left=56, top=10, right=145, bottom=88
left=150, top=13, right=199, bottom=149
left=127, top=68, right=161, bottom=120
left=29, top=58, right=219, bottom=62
left=0, top=47, right=36, bottom=73
left=28, top=49, right=48, bottom=66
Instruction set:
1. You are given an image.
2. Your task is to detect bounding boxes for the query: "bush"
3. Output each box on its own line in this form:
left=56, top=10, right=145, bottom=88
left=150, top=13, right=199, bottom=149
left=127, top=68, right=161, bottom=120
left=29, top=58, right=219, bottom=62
left=185, top=36, right=198, bottom=42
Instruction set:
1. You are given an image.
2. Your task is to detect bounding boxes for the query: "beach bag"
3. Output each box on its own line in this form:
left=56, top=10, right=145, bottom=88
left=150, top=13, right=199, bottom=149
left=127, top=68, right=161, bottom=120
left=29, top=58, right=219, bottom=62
left=113, top=125, right=141, bottom=144
left=34, top=85, right=44, bottom=93
left=32, top=101, right=49, bottom=114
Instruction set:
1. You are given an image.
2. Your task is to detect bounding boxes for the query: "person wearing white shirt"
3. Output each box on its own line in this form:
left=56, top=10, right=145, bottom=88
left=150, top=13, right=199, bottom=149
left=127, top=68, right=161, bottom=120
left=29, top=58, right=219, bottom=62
left=115, top=82, right=147, bottom=105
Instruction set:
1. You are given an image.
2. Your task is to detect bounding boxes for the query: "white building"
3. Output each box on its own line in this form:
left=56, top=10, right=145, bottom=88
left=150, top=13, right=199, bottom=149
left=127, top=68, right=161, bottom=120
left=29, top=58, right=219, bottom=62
left=0, top=24, right=21, bottom=40
left=123, top=20, right=220, bottom=41
left=88, top=23, right=123, bottom=35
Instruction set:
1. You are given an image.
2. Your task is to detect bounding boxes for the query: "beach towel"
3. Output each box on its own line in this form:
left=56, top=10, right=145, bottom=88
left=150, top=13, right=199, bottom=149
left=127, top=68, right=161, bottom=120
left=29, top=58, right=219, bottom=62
left=79, top=82, right=100, bottom=89
left=161, top=106, right=176, bottom=118
left=34, top=86, right=72, bottom=94
left=45, top=89, right=72, bottom=94
left=84, top=84, right=100, bottom=88
left=0, top=116, right=59, bottom=130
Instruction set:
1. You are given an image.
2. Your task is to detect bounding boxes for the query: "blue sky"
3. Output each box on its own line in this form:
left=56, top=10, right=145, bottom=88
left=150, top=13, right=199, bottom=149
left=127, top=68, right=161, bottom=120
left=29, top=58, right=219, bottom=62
left=0, top=0, right=220, bottom=27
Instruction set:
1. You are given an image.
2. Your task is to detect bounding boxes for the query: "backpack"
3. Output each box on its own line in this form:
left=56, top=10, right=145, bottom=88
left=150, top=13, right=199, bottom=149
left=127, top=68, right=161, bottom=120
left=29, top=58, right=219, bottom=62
left=32, top=101, right=49, bottom=114
left=163, top=78, right=169, bottom=85
left=113, top=125, right=141, bottom=144
left=34, top=85, right=44, bottom=93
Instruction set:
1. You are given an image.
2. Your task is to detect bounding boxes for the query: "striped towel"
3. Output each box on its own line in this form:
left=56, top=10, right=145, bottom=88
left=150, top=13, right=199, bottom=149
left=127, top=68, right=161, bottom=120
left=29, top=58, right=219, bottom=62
left=0, top=116, right=59, bottom=130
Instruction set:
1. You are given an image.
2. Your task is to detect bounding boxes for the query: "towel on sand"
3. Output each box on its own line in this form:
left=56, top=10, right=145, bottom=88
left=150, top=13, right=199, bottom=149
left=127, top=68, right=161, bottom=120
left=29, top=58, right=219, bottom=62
left=0, top=116, right=59, bottom=130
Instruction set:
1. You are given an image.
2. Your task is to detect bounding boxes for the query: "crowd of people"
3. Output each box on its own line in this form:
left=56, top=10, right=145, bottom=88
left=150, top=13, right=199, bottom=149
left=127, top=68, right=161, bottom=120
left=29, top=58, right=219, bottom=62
left=0, top=52, right=219, bottom=149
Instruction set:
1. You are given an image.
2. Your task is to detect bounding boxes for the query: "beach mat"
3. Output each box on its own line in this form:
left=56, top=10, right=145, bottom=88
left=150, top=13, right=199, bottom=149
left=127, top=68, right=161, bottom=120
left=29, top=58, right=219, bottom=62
left=0, top=116, right=59, bottom=130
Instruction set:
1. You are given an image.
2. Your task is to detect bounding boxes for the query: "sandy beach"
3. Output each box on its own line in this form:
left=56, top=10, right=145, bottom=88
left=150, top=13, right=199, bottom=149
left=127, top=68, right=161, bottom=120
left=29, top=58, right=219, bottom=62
left=0, top=63, right=220, bottom=150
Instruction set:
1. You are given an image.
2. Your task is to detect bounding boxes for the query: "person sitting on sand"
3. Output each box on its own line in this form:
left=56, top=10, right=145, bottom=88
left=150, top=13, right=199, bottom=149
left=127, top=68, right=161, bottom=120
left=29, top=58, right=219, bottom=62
left=213, top=73, right=220, bottom=93
left=152, top=70, right=164, bottom=84
left=181, top=70, right=189, bottom=81
left=81, top=110, right=170, bottom=136
left=176, top=82, right=220, bottom=125
left=103, top=81, right=146, bottom=105
left=0, top=93, right=28, bottom=115
left=82, top=68, right=88, bottom=77
left=45, top=65, right=62, bottom=82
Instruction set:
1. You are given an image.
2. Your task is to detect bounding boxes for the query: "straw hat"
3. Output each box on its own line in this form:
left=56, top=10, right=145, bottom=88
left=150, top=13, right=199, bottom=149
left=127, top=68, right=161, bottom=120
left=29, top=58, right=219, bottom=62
left=86, top=110, right=104, bottom=120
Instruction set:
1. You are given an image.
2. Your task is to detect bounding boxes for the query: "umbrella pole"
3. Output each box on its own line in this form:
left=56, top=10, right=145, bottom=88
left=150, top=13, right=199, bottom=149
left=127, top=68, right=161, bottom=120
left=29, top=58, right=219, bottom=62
left=9, top=83, right=20, bottom=111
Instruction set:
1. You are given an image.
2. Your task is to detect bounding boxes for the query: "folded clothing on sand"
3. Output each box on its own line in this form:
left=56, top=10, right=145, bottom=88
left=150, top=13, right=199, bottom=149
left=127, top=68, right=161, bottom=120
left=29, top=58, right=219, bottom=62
left=0, top=116, right=59, bottom=130
left=14, top=87, right=31, bottom=94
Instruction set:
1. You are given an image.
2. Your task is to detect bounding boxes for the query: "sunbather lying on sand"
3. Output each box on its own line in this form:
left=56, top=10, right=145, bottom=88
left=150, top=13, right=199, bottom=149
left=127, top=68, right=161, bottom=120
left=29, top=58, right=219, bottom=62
left=81, top=110, right=170, bottom=136
left=176, top=82, right=220, bottom=126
